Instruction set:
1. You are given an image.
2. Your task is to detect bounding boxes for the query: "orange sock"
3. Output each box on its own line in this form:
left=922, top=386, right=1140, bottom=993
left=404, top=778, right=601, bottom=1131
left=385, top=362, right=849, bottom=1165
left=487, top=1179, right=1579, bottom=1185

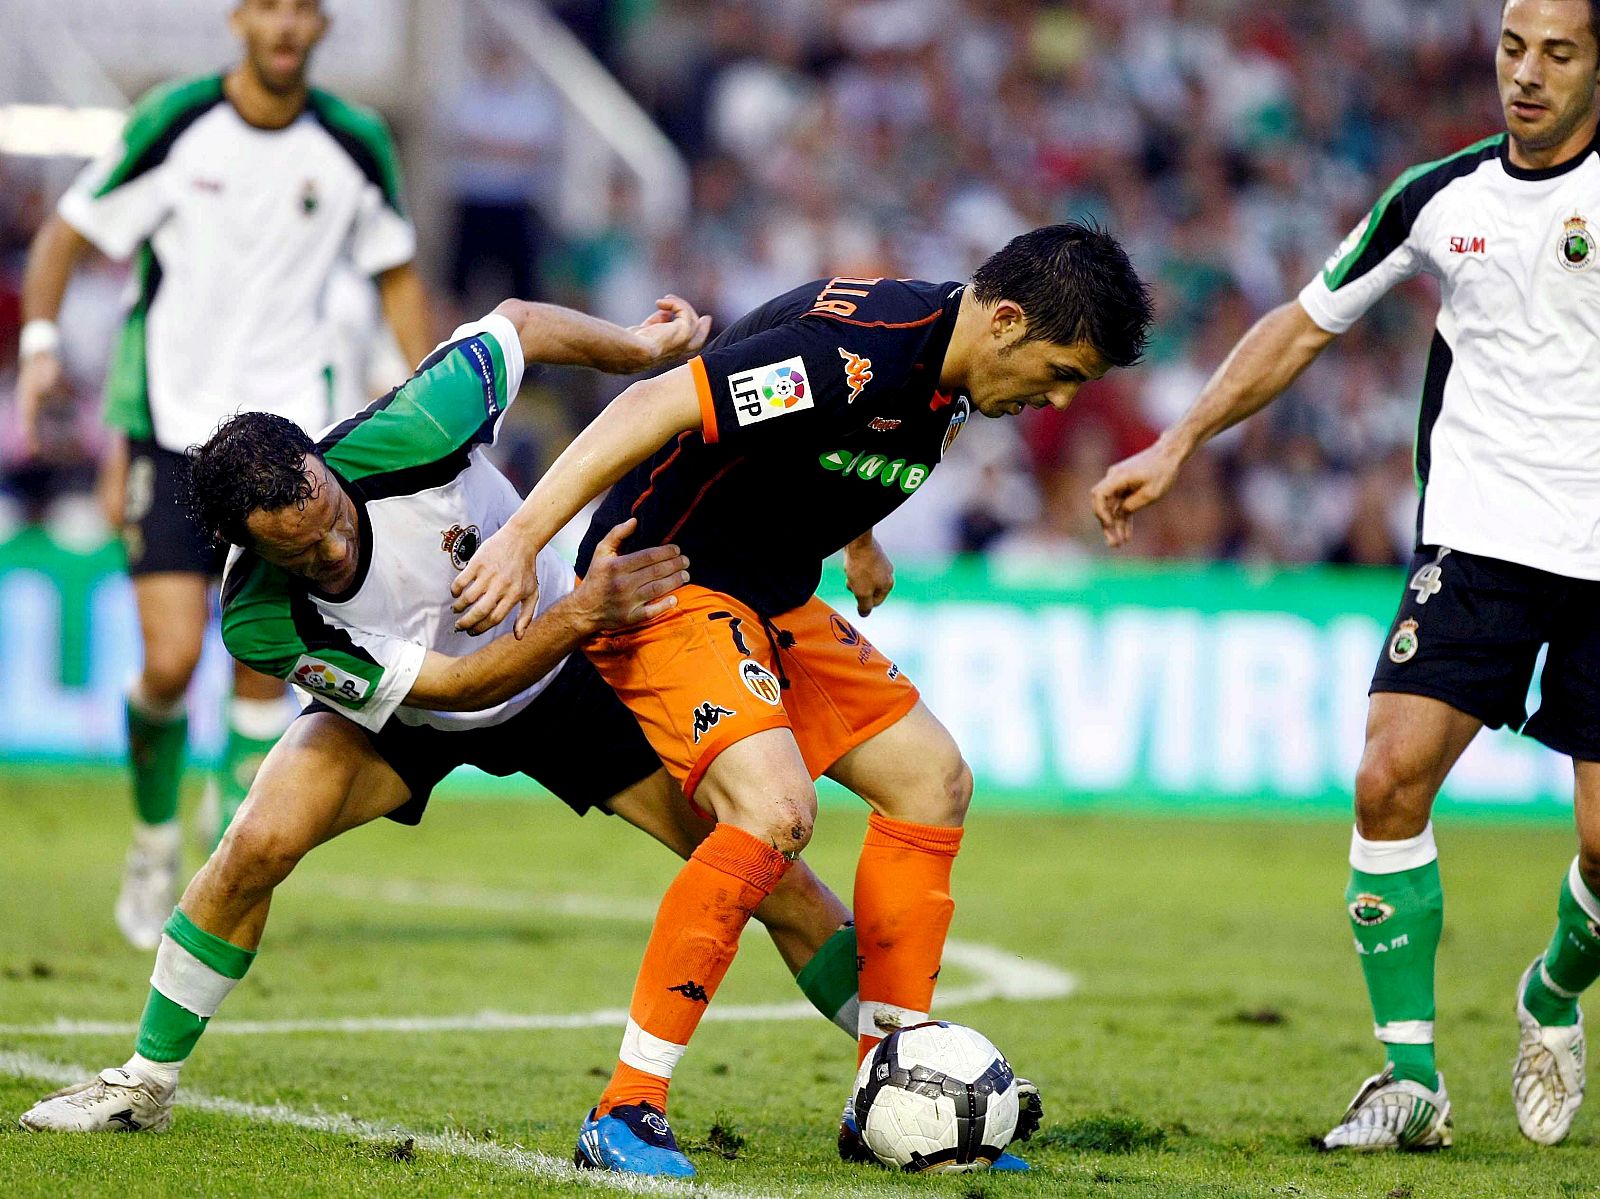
left=854, top=812, right=963, bottom=1062
left=596, top=823, right=790, bottom=1117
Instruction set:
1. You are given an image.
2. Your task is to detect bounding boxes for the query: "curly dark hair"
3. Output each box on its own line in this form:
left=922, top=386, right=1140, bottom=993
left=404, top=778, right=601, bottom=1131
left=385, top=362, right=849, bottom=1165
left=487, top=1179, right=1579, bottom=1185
left=971, top=221, right=1154, bottom=369
left=186, top=412, right=320, bottom=547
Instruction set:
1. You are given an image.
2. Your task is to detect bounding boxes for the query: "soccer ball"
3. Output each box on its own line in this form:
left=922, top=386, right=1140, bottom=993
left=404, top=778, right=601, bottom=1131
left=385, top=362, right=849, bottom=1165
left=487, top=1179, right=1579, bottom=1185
left=850, top=1021, right=1024, bottom=1172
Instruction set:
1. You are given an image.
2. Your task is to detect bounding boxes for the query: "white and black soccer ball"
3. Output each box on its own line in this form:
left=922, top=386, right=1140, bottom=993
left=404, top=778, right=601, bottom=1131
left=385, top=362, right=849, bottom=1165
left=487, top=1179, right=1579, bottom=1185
left=850, top=1021, right=1023, bottom=1172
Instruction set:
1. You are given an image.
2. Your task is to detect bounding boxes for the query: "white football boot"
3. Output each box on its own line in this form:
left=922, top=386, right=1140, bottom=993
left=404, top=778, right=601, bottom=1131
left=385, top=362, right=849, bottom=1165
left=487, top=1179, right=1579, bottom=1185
left=114, top=823, right=180, bottom=951
left=19, top=1068, right=174, bottom=1133
left=1513, top=957, right=1586, bottom=1145
left=1320, top=1065, right=1452, bottom=1152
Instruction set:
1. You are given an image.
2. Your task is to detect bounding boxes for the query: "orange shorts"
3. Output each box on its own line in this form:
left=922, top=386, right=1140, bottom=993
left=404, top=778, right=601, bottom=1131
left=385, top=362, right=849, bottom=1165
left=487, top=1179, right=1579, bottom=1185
left=583, top=585, right=920, bottom=800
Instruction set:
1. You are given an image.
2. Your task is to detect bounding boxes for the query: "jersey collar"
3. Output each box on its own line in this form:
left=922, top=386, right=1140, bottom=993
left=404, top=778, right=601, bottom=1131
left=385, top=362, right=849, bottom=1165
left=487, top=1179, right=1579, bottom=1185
left=1500, top=130, right=1599, bottom=182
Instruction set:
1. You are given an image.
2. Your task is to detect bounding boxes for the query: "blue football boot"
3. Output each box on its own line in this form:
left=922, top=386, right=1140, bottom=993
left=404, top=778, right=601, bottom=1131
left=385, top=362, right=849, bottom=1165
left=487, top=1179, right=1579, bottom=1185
left=574, top=1102, right=696, bottom=1178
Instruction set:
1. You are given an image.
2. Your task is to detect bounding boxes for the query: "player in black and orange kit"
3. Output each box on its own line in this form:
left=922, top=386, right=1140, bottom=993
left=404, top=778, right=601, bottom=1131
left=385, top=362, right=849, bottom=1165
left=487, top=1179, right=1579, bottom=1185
left=451, top=223, right=1154, bottom=1176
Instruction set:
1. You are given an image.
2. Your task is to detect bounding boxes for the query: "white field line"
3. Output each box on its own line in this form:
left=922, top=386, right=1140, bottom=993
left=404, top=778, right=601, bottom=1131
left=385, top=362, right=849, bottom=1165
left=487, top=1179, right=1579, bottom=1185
left=0, top=879, right=1076, bottom=1038
left=0, top=1050, right=770, bottom=1199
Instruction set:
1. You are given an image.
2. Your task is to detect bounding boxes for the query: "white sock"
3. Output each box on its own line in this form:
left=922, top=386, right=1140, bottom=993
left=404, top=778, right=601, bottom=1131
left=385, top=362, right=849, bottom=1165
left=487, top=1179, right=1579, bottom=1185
left=229, top=696, right=291, bottom=741
left=123, top=1052, right=181, bottom=1096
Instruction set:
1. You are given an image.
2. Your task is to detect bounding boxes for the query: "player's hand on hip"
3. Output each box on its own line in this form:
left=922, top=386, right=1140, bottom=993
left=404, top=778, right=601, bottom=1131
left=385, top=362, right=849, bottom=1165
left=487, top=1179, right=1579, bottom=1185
left=577, top=518, right=689, bottom=631
left=1090, top=439, right=1185, bottom=550
left=844, top=532, right=894, bottom=617
left=633, top=294, right=712, bottom=366
left=452, top=522, right=542, bottom=637
left=15, top=349, right=64, bottom=458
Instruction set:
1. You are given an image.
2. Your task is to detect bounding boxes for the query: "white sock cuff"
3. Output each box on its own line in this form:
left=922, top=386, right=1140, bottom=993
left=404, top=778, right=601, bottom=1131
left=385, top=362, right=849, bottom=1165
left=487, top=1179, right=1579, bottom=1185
left=858, top=1001, right=929, bottom=1040
left=230, top=697, right=291, bottom=741
left=832, top=996, right=860, bottom=1038
left=123, top=1052, right=181, bottom=1095
left=618, top=1019, right=685, bottom=1078
left=132, top=821, right=182, bottom=852
left=1567, top=858, right=1600, bottom=923
left=1350, top=823, right=1438, bottom=874
left=1374, top=1019, right=1434, bottom=1045
left=128, top=681, right=186, bottom=723
left=150, top=934, right=240, bottom=1019
left=1540, top=959, right=1583, bottom=1000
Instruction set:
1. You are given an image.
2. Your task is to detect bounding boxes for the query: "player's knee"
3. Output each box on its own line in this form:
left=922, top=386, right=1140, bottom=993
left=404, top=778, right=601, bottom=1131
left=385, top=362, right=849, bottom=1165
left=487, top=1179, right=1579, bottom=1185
left=214, top=811, right=310, bottom=896
left=763, top=792, right=816, bottom=857
left=944, top=756, right=974, bottom=826
left=1578, top=847, right=1600, bottom=897
left=141, top=642, right=203, bottom=704
left=1353, top=740, right=1431, bottom=836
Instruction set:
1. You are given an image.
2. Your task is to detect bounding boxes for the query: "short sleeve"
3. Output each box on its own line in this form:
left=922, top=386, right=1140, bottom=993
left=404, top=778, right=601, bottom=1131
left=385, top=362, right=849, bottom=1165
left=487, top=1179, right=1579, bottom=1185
left=319, top=312, right=526, bottom=482
left=349, top=180, right=417, bottom=276
left=1298, top=183, right=1427, bottom=335
left=58, top=135, right=173, bottom=261
left=308, top=90, right=415, bottom=276
left=220, top=553, right=426, bottom=732
left=690, top=317, right=918, bottom=449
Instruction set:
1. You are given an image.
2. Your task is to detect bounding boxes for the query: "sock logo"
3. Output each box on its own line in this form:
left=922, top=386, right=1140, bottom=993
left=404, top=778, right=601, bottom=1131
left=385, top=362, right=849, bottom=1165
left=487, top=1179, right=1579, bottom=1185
left=668, top=979, right=710, bottom=1003
left=642, top=1111, right=672, bottom=1137
left=690, top=702, right=735, bottom=744
left=1349, top=892, right=1396, bottom=926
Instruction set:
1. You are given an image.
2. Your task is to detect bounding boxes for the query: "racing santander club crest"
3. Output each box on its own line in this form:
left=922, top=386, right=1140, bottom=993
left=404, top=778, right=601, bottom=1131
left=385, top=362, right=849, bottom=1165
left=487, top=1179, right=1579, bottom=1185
left=1348, top=893, right=1395, bottom=927
left=1560, top=214, right=1595, bottom=271
left=1388, top=618, right=1420, bottom=664
left=441, top=523, right=481, bottom=569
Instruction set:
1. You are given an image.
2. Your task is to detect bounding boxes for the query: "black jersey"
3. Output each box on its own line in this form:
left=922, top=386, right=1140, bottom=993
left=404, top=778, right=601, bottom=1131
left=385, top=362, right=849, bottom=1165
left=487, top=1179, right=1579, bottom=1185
left=576, top=277, right=970, bottom=616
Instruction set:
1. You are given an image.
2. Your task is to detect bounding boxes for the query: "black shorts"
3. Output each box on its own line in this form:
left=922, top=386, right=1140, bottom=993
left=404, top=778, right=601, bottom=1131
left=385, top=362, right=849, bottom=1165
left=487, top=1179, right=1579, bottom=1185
left=122, top=439, right=225, bottom=577
left=301, top=653, right=663, bottom=825
left=1370, top=545, right=1600, bottom=760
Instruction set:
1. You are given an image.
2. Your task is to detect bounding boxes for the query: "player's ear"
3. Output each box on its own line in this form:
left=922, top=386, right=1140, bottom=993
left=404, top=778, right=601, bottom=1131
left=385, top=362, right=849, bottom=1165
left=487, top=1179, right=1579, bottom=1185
left=989, top=300, right=1027, bottom=347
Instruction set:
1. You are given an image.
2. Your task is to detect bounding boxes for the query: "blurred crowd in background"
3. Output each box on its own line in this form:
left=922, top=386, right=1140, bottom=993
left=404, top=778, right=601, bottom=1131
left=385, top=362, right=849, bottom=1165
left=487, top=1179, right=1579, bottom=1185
left=0, top=0, right=1505, bottom=567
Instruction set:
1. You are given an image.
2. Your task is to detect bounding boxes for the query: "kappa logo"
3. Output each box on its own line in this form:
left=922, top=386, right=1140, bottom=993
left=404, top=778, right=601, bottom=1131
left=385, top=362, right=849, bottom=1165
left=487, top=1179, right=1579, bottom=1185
left=728, top=356, right=813, bottom=427
left=740, top=659, right=783, bottom=705
left=440, top=523, right=481, bottom=570
left=291, top=655, right=371, bottom=706
left=1349, top=893, right=1396, bottom=927
left=690, top=701, right=735, bottom=744
left=1561, top=214, right=1595, bottom=271
left=839, top=347, right=874, bottom=403
left=668, top=979, right=710, bottom=1004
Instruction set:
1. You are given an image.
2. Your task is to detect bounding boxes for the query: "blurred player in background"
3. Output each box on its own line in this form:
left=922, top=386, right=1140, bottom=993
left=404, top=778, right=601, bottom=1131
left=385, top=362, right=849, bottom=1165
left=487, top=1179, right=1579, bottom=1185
left=12, top=0, right=432, bottom=951
left=1093, top=0, right=1600, bottom=1154
left=18, top=296, right=866, bottom=1137
left=451, top=223, right=1152, bottom=1177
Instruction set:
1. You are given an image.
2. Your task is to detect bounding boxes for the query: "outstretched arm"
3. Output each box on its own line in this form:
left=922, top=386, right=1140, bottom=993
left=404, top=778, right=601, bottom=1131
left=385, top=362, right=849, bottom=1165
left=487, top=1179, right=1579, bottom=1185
left=451, top=367, right=703, bottom=635
left=1091, top=299, right=1336, bottom=548
left=411, top=519, right=686, bottom=710
left=495, top=294, right=710, bottom=376
left=15, top=214, right=94, bottom=455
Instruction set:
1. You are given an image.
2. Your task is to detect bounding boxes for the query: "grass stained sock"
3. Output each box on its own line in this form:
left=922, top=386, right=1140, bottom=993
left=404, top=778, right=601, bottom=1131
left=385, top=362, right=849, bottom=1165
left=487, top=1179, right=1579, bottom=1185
left=796, top=923, right=859, bottom=1035
left=127, top=691, right=187, bottom=827
left=1347, top=824, right=1442, bottom=1089
left=1522, top=859, right=1600, bottom=1027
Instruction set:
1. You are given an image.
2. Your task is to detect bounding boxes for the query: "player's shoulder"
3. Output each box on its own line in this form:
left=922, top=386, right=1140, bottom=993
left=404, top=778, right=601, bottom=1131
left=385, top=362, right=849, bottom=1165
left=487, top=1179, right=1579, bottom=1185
left=307, top=88, right=404, bottom=205
left=802, top=276, right=958, bottom=330
left=120, top=74, right=227, bottom=149
left=1378, top=133, right=1507, bottom=211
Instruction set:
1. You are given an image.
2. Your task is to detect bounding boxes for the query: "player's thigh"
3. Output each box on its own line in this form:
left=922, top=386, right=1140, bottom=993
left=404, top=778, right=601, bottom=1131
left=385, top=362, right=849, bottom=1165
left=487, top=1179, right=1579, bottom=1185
left=1525, top=579, right=1600, bottom=765
left=607, top=769, right=711, bottom=860
left=825, top=699, right=970, bottom=828
left=228, top=711, right=411, bottom=855
left=584, top=585, right=793, bottom=800
left=694, top=727, right=817, bottom=854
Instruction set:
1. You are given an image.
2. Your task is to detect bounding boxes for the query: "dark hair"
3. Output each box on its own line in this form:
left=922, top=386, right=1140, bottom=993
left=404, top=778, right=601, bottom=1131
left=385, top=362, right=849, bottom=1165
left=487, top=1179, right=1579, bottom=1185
left=186, top=412, right=319, bottom=547
left=971, top=221, right=1154, bottom=369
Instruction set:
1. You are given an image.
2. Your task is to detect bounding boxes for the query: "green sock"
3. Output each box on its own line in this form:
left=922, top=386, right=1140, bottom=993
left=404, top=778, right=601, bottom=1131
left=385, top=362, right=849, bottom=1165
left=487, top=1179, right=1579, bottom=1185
left=127, top=695, right=187, bottom=826
left=1522, top=860, right=1600, bottom=1027
left=135, top=909, right=256, bottom=1063
left=1348, top=837, right=1442, bottom=1089
left=214, top=712, right=282, bottom=848
left=796, top=924, right=859, bottom=1035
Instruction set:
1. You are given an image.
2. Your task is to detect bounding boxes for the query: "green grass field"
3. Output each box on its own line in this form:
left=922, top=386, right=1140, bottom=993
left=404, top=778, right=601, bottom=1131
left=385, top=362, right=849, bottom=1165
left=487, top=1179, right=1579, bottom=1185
left=1, top=768, right=1598, bottom=1197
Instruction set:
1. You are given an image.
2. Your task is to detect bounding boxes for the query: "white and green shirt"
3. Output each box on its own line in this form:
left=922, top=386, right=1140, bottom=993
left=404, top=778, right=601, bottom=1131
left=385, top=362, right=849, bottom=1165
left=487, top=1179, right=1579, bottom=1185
left=60, top=74, right=416, bottom=453
left=219, top=315, right=574, bottom=734
left=1299, top=132, right=1600, bottom=580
